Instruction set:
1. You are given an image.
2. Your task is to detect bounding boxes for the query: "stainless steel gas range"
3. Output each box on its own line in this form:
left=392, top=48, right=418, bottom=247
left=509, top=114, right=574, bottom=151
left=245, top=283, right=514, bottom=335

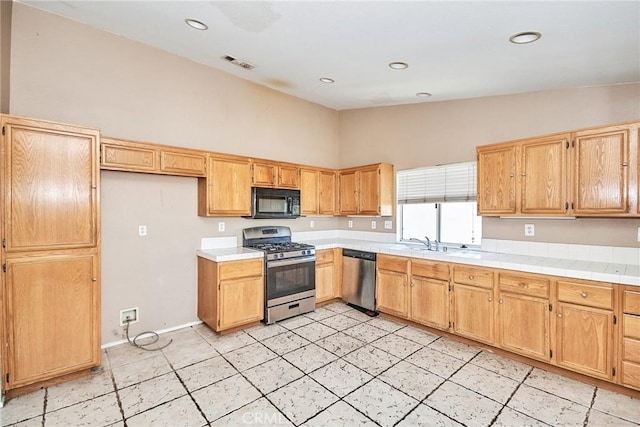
left=243, top=226, right=316, bottom=324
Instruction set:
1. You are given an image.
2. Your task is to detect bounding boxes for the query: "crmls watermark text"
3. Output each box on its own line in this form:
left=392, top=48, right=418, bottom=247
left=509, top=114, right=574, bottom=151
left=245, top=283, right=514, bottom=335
left=241, top=411, right=290, bottom=425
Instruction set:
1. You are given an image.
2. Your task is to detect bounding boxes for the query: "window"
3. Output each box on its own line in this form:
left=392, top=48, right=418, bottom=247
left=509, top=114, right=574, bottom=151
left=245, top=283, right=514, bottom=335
left=397, top=162, right=482, bottom=247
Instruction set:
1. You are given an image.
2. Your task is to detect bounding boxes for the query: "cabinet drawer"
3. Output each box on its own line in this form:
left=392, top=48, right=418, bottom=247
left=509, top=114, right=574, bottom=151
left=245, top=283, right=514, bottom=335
left=556, top=281, right=612, bottom=309
left=624, top=314, right=640, bottom=340
left=411, top=260, right=449, bottom=281
left=498, top=273, right=549, bottom=298
left=160, top=150, right=206, bottom=176
left=621, top=361, right=640, bottom=389
left=453, top=266, right=493, bottom=288
left=624, top=290, right=640, bottom=314
left=316, top=249, right=335, bottom=265
left=623, top=338, right=640, bottom=364
left=219, top=259, right=263, bottom=280
left=101, top=142, right=157, bottom=171
left=378, top=255, right=409, bottom=274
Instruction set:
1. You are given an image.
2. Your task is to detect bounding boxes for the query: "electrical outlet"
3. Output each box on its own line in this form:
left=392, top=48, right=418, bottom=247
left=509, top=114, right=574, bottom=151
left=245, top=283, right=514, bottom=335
left=524, top=223, right=535, bottom=237
left=119, top=307, right=139, bottom=326
left=138, top=225, right=147, bottom=236
left=371, top=221, right=377, bottom=229
left=348, top=220, right=353, bottom=228
left=309, top=220, right=315, bottom=229
left=637, top=226, right=640, bottom=242
left=384, top=220, right=393, bottom=230
left=218, top=221, right=225, bottom=232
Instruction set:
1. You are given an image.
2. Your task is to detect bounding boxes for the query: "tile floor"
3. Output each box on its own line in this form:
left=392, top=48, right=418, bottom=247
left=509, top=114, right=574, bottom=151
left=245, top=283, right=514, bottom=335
left=2, top=302, right=640, bottom=426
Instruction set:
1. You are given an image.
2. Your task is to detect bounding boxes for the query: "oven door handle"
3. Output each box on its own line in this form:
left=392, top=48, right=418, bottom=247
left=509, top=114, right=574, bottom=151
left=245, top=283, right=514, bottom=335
left=266, top=256, right=316, bottom=268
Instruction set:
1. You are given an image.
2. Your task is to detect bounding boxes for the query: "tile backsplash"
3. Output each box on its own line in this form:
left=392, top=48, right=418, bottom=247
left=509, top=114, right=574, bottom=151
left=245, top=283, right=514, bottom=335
left=481, top=239, right=640, bottom=266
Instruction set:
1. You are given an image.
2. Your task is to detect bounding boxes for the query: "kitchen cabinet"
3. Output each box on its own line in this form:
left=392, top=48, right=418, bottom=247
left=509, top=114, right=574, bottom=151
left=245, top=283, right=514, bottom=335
left=376, top=255, right=409, bottom=318
left=252, top=161, right=300, bottom=189
left=451, top=266, right=495, bottom=344
left=315, top=248, right=341, bottom=303
left=477, top=121, right=639, bottom=217
left=197, top=257, right=264, bottom=332
left=101, top=137, right=207, bottom=177
left=573, top=124, right=629, bottom=215
left=300, top=168, right=338, bottom=215
left=410, top=260, right=450, bottom=330
left=619, top=287, right=640, bottom=390
left=339, top=163, right=394, bottom=216
left=1, top=115, right=101, bottom=392
left=198, top=154, right=252, bottom=217
left=554, top=279, right=614, bottom=380
left=497, top=272, right=551, bottom=362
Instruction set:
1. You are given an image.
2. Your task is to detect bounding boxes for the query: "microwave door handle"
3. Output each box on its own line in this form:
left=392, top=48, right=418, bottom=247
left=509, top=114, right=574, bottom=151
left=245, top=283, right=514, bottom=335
left=287, top=197, right=292, bottom=214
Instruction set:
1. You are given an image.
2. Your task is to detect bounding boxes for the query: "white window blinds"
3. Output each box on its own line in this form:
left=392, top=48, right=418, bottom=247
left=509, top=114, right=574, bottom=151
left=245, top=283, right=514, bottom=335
left=397, top=161, right=477, bottom=204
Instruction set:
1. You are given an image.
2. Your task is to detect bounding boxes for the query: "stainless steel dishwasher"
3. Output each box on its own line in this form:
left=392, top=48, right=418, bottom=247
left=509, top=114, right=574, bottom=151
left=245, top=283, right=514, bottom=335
left=341, top=249, right=377, bottom=312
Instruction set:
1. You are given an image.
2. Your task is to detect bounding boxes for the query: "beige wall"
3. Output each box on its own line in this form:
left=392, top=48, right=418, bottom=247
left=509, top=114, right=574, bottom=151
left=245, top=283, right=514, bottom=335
left=9, top=4, right=339, bottom=344
left=338, top=84, right=640, bottom=246
left=0, top=0, right=11, bottom=113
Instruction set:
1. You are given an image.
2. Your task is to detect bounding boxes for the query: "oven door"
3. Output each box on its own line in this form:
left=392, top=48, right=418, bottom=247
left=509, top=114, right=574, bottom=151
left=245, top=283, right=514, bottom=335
left=265, top=256, right=315, bottom=306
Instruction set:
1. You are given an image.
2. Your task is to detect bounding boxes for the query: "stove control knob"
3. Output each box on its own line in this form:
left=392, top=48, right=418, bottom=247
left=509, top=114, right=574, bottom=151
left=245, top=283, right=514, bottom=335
left=279, top=253, right=284, bottom=258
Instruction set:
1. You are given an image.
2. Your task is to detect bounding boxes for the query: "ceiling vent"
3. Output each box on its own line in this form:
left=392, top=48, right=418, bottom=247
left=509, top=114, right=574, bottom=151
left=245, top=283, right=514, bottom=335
left=222, top=55, right=255, bottom=70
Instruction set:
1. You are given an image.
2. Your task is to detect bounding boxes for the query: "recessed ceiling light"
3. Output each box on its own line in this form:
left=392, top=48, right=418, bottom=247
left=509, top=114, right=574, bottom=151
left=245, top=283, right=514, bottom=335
left=509, top=31, right=542, bottom=44
left=319, top=78, right=335, bottom=83
left=185, top=19, right=208, bottom=30
left=416, top=92, right=432, bottom=97
left=389, top=62, right=409, bottom=70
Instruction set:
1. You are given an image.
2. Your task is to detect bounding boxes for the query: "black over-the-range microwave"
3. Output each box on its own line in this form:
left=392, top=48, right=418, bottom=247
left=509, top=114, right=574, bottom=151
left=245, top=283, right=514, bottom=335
left=245, top=187, right=301, bottom=219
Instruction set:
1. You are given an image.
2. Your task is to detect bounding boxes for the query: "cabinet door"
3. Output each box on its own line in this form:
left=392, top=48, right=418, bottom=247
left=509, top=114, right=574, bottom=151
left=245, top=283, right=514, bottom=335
left=358, top=167, right=380, bottom=215
left=573, top=126, right=629, bottom=214
left=319, top=170, right=337, bottom=215
left=101, top=139, right=157, bottom=172
left=300, top=169, right=319, bottom=215
left=376, top=269, right=408, bottom=318
left=4, top=120, right=98, bottom=251
left=219, top=276, right=264, bottom=330
left=555, top=302, right=613, bottom=380
left=5, top=255, right=100, bottom=389
left=339, top=170, right=358, bottom=215
left=521, top=136, right=569, bottom=214
left=252, top=162, right=276, bottom=187
left=204, top=157, right=252, bottom=216
left=477, top=144, right=517, bottom=215
left=278, top=165, right=300, bottom=189
left=453, top=284, right=494, bottom=344
left=498, top=293, right=550, bottom=361
left=411, top=276, right=449, bottom=330
left=160, top=150, right=206, bottom=177
left=316, top=262, right=336, bottom=303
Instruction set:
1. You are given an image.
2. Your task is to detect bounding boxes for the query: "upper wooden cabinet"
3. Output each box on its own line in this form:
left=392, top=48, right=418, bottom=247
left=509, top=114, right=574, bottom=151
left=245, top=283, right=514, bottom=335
left=573, top=125, right=629, bottom=215
left=477, top=121, right=639, bottom=217
left=251, top=161, right=299, bottom=189
left=101, top=137, right=207, bottom=177
left=301, top=168, right=338, bottom=215
left=2, top=116, right=99, bottom=252
left=198, top=154, right=252, bottom=217
left=339, top=163, right=394, bottom=216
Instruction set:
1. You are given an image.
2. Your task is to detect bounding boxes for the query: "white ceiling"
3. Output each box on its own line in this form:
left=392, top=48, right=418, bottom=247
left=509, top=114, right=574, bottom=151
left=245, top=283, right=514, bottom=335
left=20, top=1, right=640, bottom=110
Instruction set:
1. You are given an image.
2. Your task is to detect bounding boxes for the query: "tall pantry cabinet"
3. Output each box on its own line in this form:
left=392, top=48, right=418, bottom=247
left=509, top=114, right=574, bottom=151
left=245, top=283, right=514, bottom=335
left=0, top=115, right=101, bottom=394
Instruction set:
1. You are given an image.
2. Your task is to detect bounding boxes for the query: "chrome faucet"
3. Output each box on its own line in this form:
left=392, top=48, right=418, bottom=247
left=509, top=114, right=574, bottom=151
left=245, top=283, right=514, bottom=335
left=409, top=236, right=432, bottom=250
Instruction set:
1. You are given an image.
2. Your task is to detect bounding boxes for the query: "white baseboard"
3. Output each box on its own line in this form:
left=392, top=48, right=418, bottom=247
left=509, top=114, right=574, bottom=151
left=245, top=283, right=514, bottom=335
left=101, top=320, right=204, bottom=349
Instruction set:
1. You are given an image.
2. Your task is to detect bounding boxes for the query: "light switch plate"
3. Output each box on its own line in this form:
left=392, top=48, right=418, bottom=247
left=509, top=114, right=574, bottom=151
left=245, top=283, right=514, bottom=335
left=384, top=221, right=393, bottom=229
left=371, top=221, right=377, bottom=229
left=524, top=224, right=535, bottom=237
left=218, top=222, right=225, bottom=232
left=348, top=220, right=353, bottom=228
left=138, top=225, right=147, bottom=236
left=637, top=226, right=640, bottom=242
left=309, top=220, right=315, bottom=229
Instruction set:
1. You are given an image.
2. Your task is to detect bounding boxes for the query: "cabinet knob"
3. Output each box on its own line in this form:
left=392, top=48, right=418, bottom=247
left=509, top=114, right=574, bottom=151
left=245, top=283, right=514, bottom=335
left=509, top=174, right=514, bottom=178
left=557, top=313, right=563, bottom=318
left=410, top=282, right=415, bottom=287
left=92, top=277, right=97, bottom=282
left=469, top=275, right=474, bottom=280
left=488, top=297, right=493, bottom=302
left=499, top=299, right=503, bottom=304
left=581, top=292, right=588, bottom=298
left=521, top=173, right=526, bottom=176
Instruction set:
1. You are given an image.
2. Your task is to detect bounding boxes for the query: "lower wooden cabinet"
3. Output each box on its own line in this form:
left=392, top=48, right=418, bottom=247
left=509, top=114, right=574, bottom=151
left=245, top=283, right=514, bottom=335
left=554, top=279, right=614, bottom=381
left=452, top=266, right=495, bottom=344
left=4, top=254, right=101, bottom=389
left=497, top=272, right=551, bottom=362
left=409, top=260, right=450, bottom=330
left=376, top=255, right=409, bottom=318
left=620, top=287, right=640, bottom=390
left=315, top=248, right=341, bottom=303
left=197, top=257, right=264, bottom=332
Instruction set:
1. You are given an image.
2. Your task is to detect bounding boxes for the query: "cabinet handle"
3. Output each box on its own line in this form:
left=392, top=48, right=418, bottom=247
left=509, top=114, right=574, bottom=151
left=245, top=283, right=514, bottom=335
left=557, top=313, right=562, bottom=318
left=581, top=292, right=588, bottom=298
left=488, top=297, right=493, bottom=302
